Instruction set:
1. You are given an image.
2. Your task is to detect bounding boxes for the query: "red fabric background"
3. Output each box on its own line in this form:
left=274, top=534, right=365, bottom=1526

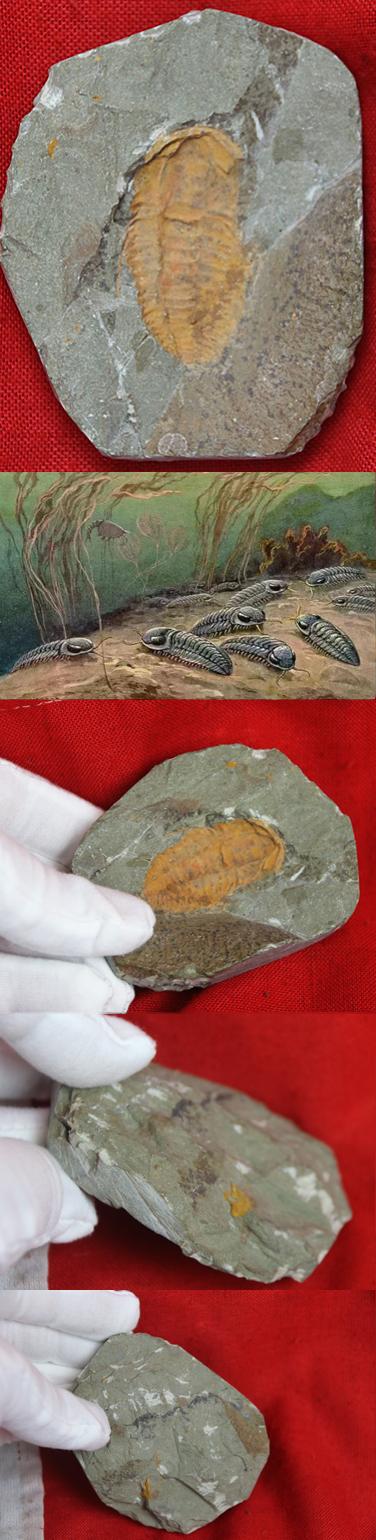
left=43, top=1291, right=374, bottom=1540
left=0, top=697, right=374, bottom=1011
left=47, top=1010, right=375, bottom=1292
left=0, top=0, right=375, bottom=472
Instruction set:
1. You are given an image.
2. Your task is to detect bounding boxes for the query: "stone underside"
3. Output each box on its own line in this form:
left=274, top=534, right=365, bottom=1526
left=71, top=744, right=359, bottom=990
left=1, top=11, right=363, bottom=458
left=74, top=1332, right=269, bottom=1529
left=48, top=1064, right=351, bottom=1283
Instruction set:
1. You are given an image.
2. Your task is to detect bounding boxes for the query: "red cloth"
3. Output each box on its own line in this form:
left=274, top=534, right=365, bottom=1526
left=0, top=697, right=374, bottom=1011
left=47, top=1009, right=374, bottom=1292
left=0, top=0, right=375, bottom=471
left=43, top=1291, right=374, bottom=1540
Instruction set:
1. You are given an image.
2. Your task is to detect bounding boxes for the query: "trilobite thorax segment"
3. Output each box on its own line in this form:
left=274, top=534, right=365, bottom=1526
left=124, top=125, right=249, bottom=365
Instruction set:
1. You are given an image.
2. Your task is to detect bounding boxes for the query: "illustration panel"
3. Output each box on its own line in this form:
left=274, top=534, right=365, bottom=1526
left=0, top=471, right=374, bottom=700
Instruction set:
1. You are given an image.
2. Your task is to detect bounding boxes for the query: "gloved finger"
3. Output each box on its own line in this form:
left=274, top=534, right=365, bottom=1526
left=0, top=1141, right=97, bottom=1273
left=0, top=1040, right=50, bottom=1102
left=0, top=830, right=154, bottom=957
left=0, top=1290, right=140, bottom=1368
left=0, top=759, right=101, bottom=866
left=0, top=1341, right=110, bottom=1450
left=1, top=1013, right=156, bottom=1087
left=0, top=1107, right=50, bottom=1142
left=0, top=956, right=139, bottom=1014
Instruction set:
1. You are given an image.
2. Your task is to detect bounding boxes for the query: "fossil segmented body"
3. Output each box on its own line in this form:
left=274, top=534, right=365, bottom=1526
left=142, top=626, right=232, bottom=675
left=124, top=125, right=249, bottom=365
left=307, top=566, right=366, bottom=589
left=9, top=638, right=95, bottom=674
left=225, top=637, right=296, bottom=672
left=232, top=579, right=288, bottom=604
left=191, top=604, right=265, bottom=637
left=333, top=589, right=375, bottom=613
left=295, top=615, right=360, bottom=665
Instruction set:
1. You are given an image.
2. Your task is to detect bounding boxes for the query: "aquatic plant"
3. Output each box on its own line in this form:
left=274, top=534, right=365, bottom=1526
left=194, top=473, right=296, bottom=585
left=259, top=523, right=375, bottom=573
left=12, top=472, right=182, bottom=639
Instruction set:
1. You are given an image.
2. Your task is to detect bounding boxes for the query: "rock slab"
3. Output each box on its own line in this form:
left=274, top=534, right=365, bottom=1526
left=48, top=1064, right=351, bottom=1283
left=74, top=1332, right=269, bottom=1530
left=72, top=744, right=359, bottom=990
left=1, top=12, right=362, bottom=458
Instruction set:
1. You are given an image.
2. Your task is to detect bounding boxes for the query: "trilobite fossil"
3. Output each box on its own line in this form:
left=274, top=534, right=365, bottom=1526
left=124, top=125, right=249, bottom=365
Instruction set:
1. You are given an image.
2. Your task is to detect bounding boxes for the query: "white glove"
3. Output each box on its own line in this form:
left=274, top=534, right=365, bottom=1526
left=0, top=758, right=155, bottom=1013
left=0, top=1290, right=139, bottom=1449
left=0, top=1108, right=98, bottom=1272
left=0, top=1015, right=157, bottom=1268
left=0, top=762, right=157, bottom=1273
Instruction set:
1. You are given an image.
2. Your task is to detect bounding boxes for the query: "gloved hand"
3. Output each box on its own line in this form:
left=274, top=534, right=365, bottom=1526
left=0, top=1289, right=139, bottom=1449
left=0, top=758, right=155, bottom=1012
left=0, top=759, right=157, bottom=1273
left=0, top=1010, right=157, bottom=1271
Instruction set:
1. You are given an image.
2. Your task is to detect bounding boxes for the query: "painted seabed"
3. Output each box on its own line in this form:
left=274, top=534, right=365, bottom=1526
left=0, top=576, right=374, bottom=700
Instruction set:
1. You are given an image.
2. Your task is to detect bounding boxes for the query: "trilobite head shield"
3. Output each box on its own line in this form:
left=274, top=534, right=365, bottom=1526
left=296, top=614, right=317, bottom=634
left=269, top=644, right=296, bottom=670
left=142, top=627, right=170, bottom=650
left=236, top=606, right=265, bottom=625
left=61, top=638, right=94, bottom=656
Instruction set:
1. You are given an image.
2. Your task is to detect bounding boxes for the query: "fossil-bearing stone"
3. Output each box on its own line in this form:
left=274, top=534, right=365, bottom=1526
left=74, top=1332, right=269, bottom=1529
left=1, top=11, right=362, bottom=459
left=71, top=744, right=359, bottom=990
left=48, top=1065, right=351, bottom=1282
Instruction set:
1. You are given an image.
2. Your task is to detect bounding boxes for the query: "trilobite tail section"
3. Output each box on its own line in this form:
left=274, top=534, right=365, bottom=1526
left=124, top=125, right=249, bottom=365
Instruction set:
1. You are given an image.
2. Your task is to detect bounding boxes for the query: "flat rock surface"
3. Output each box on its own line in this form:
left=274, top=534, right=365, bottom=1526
left=2, top=12, right=362, bottom=459
left=72, top=744, right=359, bottom=989
left=48, top=1064, right=351, bottom=1283
left=74, top=1332, right=269, bottom=1530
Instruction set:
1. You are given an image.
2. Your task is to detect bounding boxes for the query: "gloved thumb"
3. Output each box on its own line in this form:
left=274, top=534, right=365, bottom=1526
left=0, top=1139, right=97, bottom=1273
left=0, top=1340, right=110, bottom=1449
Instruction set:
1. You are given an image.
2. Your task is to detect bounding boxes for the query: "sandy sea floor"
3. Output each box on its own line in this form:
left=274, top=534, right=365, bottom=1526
left=0, top=576, right=374, bottom=700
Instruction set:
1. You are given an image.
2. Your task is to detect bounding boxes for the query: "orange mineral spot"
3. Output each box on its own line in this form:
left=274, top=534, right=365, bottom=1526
left=47, top=138, right=58, bottom=159
left=140, top=1478, right=153, bottom=1503
left=123, top=124, right=249, bottom=365
left=142, top=817, right=285, bottom=914
left=224, top=1183, right=253, bottom=1219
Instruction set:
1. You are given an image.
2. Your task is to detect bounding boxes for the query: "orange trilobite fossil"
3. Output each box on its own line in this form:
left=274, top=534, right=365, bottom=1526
left=123, top=125, right=249, bottom=365
left=142, top=817, right=285, bottom=914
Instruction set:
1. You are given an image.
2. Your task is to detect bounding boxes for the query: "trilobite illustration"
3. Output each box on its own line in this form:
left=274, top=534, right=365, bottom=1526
left=141, top=625, right=233, bottom=675
left=295, top=614, right=360, bottom=666
left=333, top=589, right=375, bottom=614
left=124, top=125, right=249, bottom=365
left=9, top=637, right=95, bottom=674
left=306, top=566, right=366, bottom=589
left=226, top=638, right=296, bottom=672
left=191, top=604, right=265, bottom=637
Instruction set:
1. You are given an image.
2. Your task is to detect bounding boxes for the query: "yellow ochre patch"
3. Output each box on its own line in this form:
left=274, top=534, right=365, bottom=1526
left=141, top=1477, right=154, bottom=1505
left=224, top=1183, right=253, bottom=1219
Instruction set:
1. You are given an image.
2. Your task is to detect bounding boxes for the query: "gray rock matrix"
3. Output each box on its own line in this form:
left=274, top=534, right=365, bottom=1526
left=48, top=1064, right=351, bottom=1283
left=71, top=744, right=359, bottom=990
left=1, top=11, right=362, bottom=458
left=74, top=1332, right=270, bottom=1530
